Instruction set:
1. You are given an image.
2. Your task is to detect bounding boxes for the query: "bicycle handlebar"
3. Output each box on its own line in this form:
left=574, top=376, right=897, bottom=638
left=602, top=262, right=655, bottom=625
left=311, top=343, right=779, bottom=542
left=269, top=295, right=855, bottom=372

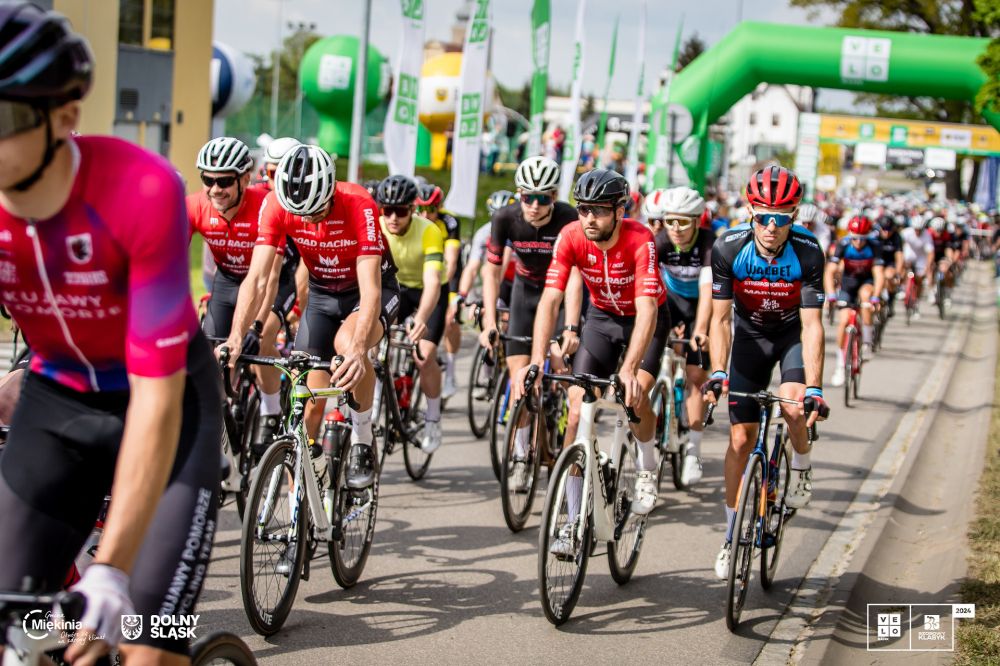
left=702, top=391, right=822, bottom=435
left=217, top=348, right=359, bottom=409
left=388, top=325, right=425, bottom=361
left=535, top=369, right=641, bottom=424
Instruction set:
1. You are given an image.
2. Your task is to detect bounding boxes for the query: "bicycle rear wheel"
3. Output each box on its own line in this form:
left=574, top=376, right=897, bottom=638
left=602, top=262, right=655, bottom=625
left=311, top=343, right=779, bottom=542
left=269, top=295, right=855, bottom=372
left=468, top=345, right=494, bottom=438
left=538, top=443, right=592, bottom=626
left=844, top=329, right=855, bottom=408
left=608, top=435, right=646, bottom=584
left=489, top=368, right=510, bottom=483
left=727, top=454, right=762, bottom=631
left=651, top=381, right=670, bottom=495
left=403, top=371, right=433, bottom=480
left=761, top=427, right=791, bottom=589
left=190, top=631, right=258, bottom=666
left=235, top=390, right=262, bottom=520
left=239, top=437, right=308, bottom=636
left=329, top=425, right=379, bottom=588
left=937, top=275, right=946, bottom=319
left=500, top=395, right=543, bottom=532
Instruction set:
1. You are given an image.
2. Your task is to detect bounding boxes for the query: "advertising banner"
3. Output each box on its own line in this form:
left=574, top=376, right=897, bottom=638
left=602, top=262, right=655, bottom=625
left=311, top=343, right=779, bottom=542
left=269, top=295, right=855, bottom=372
left=383, top=0, right=426, bottom=178
left=558, top=0, right=586, bottom=202
left=526, top=0, right=550, bottom=158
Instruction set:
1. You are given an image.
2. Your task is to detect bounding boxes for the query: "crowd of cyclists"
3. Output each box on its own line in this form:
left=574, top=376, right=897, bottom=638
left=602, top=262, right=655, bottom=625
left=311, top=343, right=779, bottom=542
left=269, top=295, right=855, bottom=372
left=0, top=5, right=994, bottom=663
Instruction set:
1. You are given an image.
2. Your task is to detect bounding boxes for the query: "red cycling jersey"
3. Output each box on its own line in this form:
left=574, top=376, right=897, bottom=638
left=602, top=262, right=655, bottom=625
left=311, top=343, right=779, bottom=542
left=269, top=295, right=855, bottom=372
left=546, top=218, right=666, bottom=315
left=0, top=136, right=198, bottom=391
left=187, top=187, right=283, bottom=277
left=256, top=182, right=394, bottom=292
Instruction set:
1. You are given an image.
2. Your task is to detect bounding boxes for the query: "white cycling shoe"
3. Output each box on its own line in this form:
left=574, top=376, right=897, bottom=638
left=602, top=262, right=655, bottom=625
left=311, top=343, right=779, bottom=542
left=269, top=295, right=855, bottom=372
left=680, top=454, right=703, bottom=486
left=715, top=543, right=732, bottom=579
left=831, top=365, right=846, bottom=387
left=442, top=375, right=457, bottom=400
left=421, top=420, right=442, bottom=453
left=549, top=522, right=579, bottom=560
left=785, top=468, right=813, bottom=509
left=508, top=460, right=530, bottom=492
left=861, top=342, right=873, bottom=362
left=631, top=471, right=657, bottom=515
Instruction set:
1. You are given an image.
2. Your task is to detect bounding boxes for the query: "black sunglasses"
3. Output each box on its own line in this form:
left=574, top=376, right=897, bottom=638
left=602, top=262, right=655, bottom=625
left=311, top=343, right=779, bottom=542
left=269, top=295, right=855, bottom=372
left=383, top=205, right=411, bottom=218
left=577, top=204, right=614, bottom=219
left=201, top=174, right=238, bottom=189
left=0, top=101, right=43, bottom=140
left=523, top=193, right=554, bottom=205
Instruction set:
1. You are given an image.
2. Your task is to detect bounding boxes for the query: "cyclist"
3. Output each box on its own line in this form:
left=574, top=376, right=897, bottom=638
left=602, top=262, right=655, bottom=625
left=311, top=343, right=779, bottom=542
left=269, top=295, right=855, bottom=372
left=378, top=175, right=449, bottom=453
left=795, top=202, right=833, bottom=256
left=878, top=215, right=904, bottom=314
left=456, top=190, right=518, bottom=310
left=927, top=216, right=956, bottom=302
left=518, top=169, right=670, bottom=541
left=900, top=216, right=935, bottom=318
left=223, top=145, right=400, bottom=491
left=644, top=186, right=713, bottom=486
left=705, top=166, right=829, bottom=579
left=415, top=184, right=463, bottom=399
left=826, top=215, right=884, bottom=387
left=0, top=6, right=222, bottom=662
left=189, top=137, right=289, bottom=450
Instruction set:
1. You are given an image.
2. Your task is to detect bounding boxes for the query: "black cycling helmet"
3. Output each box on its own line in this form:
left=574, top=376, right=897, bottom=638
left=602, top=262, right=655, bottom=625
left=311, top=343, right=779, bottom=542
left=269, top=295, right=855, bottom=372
left=362, top=179, right=381, bottom=200
left=377, top=175, right=418, bottom=206
left=572, top=169, right=630, bottom=208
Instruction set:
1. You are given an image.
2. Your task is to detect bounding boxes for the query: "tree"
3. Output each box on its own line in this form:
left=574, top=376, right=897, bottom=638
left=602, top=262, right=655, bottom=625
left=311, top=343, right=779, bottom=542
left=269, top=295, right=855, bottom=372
left=677, top=33, right=707, bottom=70
left=250, top=22, right=322, bottom=102
left=974, top=0, right=1000, bottom=113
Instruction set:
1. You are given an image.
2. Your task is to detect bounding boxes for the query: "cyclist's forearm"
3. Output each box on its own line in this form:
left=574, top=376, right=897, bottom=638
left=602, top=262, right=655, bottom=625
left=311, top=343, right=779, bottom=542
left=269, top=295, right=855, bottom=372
left=709, top=301, right=732, bottom=375
left=350, top=256, right=381, bottom=354
left=895, top=252, right=904, bottom=275
left=95, top=371, right=185, bottom=574
left=458, top=259, right=482, bottom=295
left=417, top=268, right=442, bottom=322
left=295, top=260, right=309, bottom=312
left=801, top=312, right=825, bottom=388
left=622, top=298, right=656, bottom=374
left=445, top=244, right=460, bottom=283
left=481, top=262, right=501, bottom=325
left=230, top=248, right=276, bottom=345
left=872, top=267, right=885, bottom=298
left=823, top=262, right=837, bottom=295
left=694, top=282, right=712, bottom=336
left=564, top=267, right=583, bottom=328
left=254, top=254, right=283, bottom=324
left=531, top=289, right=563, bottom=365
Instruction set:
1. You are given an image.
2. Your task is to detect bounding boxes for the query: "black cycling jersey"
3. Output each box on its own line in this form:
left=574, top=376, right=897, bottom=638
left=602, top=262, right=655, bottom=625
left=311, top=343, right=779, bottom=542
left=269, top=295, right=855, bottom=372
left=438, top=212, right=461, bottom=244
left=712, top=224, right=825, bottom=331
left=830, top=236, right=884, bottom=279
left=880, top=230, right=902, bottom=263
left=654, top=227, right=714, bottom=300
left=487, top=201, right=578, bottom=287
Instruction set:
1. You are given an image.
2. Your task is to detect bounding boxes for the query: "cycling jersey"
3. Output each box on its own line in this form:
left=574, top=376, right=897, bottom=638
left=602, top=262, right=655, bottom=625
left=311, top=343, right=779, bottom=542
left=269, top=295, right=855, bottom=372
left=435, top=211, right=462, bottom=250
left=188, top=187, right=284, bottom=277
left=380, top=214, right=443, bottom=289
left=880, top=230, right=903, bottom=262
left=711, top=223, right=825, bottom=331
left=797, top=222, right=832, bottom=255
left=928, top=228, right=953, bottom=260
left=653, top=227, right=713, bottom=299
left=830, top=236, right=884, bottom=279
left=471, top=222, right=515, bottom=281
left=901, top=227, right=934, bottom=271
left=0, top=136, right=198, bottom=392
left=546, top=218, right=666, bottom=316
left=488, top=201, right=578, bottom=287
left=256, top=183, right=397, bottom=292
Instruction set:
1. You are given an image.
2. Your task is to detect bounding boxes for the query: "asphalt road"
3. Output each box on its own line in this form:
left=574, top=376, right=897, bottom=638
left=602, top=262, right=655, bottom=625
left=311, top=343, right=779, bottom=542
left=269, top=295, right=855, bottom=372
left=193, top=266, right=987, bottom=665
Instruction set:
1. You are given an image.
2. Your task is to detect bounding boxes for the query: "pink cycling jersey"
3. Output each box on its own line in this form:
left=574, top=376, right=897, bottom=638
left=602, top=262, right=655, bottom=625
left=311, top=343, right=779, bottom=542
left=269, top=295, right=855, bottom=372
left=188, top=186, right=283, bottom=277
left=546, top=218, right=666, bottom=315
left=0, top=136, right=198, bottom=391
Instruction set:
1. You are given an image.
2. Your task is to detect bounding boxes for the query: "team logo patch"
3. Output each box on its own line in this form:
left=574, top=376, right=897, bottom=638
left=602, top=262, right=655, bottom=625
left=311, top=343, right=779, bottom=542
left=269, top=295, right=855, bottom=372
left=66, top=233, right=93, bottom=264
left=121, top=615, right=142, bottom=641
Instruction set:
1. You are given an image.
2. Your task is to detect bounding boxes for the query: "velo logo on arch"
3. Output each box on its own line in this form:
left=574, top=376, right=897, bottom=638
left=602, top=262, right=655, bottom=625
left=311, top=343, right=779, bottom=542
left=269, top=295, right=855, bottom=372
left=841, top=36, right=891, bottom=84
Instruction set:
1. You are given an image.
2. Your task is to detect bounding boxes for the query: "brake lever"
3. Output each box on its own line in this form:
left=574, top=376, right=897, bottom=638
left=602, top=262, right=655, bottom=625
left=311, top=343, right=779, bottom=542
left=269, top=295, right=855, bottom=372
left=609, top=374, right=641, bottom=424
left=703, top=402, right=716, bottom=428
left=524, top=364, right=539, bottom=394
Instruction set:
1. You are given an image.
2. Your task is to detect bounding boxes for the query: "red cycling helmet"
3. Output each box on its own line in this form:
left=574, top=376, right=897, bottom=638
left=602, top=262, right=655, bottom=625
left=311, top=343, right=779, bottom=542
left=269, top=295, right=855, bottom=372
left=847, top=216, right=872, bottom=235
left=745, top=166, right=803, bottom=208
left=416, top=184, right=444, bottom=207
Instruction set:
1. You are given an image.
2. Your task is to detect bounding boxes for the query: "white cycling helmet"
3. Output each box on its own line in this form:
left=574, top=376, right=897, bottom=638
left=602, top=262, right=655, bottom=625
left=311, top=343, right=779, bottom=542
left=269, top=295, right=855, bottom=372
left=929, top=216, right=946, bottom=231
left=795, top=202, right=818, bottom=224
left=735, top=207, right=751, bottom=223
left=911, top=215, right=927, bottom=230
left=265, top=137, right=302, bottom=165
left=197, top=137, right=253, bottom=174
left=514, top=156, right=561, bottom=193
left=642, top=187, right=704, bottom=218
left=275, top=144, right=337, bottom=216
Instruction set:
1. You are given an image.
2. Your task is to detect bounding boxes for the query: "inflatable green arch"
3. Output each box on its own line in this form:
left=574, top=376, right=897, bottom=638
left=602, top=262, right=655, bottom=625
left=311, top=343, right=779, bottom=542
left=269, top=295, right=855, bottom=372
left=645, top=21, right=1000, bottom=192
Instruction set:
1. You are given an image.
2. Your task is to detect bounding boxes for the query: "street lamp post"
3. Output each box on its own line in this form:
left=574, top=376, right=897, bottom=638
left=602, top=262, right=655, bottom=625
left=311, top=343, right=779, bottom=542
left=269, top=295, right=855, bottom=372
left=347, top=0, right=372, bottom=184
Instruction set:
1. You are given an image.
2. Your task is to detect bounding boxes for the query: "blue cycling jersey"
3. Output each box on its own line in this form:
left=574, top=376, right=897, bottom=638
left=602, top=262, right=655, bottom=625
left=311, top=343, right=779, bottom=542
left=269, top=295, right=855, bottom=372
left=830, top=234, right=884, bottom=279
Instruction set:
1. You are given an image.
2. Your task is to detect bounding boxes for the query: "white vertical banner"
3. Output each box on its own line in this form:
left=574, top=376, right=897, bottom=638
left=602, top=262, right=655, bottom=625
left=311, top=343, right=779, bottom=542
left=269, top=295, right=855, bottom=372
left=443, top=0, right=492, bottom=218
left=558, top=0, right=586, bottom=202
left=383, top=0, right=426, bottom=178
left=624, top=0, right=646, bottom=190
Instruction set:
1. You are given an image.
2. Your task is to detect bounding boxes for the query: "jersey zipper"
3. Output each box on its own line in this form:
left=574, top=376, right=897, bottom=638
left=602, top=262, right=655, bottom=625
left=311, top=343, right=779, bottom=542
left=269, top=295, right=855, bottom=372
left=601, top=250, right=623, bottom=315
left=26, top=219, right=101, bottom=391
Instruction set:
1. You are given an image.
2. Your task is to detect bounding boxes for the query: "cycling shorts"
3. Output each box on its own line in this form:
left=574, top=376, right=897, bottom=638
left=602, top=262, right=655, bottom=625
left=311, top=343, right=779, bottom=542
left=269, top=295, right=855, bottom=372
left=837, top=274, right=874, bottom=309
left=665, top=291, right=710, bottom=369
left=205, top=269, right=298, bottom=337
left=507, top=276, right=564, bottom=357
left=397, top=284, right=448, bottom=346
left=573, top=301, right=671, bottom=379
left=0, top=331, right=223, bottom=655
left=294, top=280, right=401, bottom=361
left=728, top=316, right=805, bottom=424
left=272, top=268, right=298, bottom=321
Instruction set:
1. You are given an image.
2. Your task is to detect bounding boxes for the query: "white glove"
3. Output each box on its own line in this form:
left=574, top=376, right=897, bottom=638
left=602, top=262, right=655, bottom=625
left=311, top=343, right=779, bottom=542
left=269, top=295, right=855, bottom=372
left=65, top=564, right=134, bottom=645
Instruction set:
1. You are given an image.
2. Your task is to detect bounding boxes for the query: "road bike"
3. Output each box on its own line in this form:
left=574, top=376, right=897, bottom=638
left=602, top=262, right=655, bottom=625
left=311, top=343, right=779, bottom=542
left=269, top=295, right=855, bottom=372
left=237, top=351, right=378, bottom=636
left=703, top=391, right=815, bottom=631
left=841, top=303, right=865, bottom=407
left=650, top=338, right=696, bottom=493
left=537, top=372, right=645, bottom=626
left=903, top=270, right=920, bottom=325
left=935, top=268, right=948, bottom=319
left=466, top=302, right=508, bottom=439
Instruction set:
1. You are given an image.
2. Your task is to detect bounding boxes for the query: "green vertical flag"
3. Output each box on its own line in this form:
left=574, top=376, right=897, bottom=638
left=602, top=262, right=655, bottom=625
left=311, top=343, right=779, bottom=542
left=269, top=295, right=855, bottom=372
left=596, top=14, right=619, bottom=168
left=526, top=0, right=550, bottom=157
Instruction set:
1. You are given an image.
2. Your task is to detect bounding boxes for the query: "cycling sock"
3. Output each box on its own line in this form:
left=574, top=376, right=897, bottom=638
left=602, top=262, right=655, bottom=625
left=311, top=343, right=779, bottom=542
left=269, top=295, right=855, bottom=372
left=446, top=352, right=457, bottom=379
left=566, top=475, right=583, bottom=525
left=635, top=435, right=657, bottom=471
left=791, top=450, right=811, bottom=471
left=426, top=396, right=441, bottom=422
left=688, top=429, right=703, bottom=458
left=350, top=406, right=374, bottom=446
left=862, top=324, right=873, bottom=345
left=725, top=506, right=736, bottom=541
left=259, top=390, right=282, bottom=416
left=837, top=348, right=846, bottom=367
left=515, top=425, right=531, bottom=458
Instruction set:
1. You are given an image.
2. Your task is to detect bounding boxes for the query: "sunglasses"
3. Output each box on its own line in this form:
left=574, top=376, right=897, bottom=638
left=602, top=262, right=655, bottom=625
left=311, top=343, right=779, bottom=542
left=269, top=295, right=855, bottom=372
left=0, top=101, right=43, bottom=140
left=201, top=174, right=238, bottom=189
left=752, top=212, right=795, bottom=227
left=653, top=217, right=696, bottom=231
left=577, top=204, right=614, bottom=219
left=417, top=205, right=438, bottom=214
left=383, top=205, right=411, bottom=218
left=523, top=193, right=554, bottom=205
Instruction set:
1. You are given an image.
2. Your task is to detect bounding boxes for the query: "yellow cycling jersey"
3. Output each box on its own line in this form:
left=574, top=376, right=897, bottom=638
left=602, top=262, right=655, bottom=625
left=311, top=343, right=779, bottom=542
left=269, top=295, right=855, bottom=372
left=380, top=214, right=444, bottom=289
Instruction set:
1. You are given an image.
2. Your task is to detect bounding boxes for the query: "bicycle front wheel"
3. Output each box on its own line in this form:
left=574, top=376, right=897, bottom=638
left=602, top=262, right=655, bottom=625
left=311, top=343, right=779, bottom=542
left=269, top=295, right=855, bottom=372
left=727, top=454, right=763, bottom=632
left=329, top=429, right=379, bottom=588
left=468, top=345, right=494, bottom=438
left=489, top=368, right=510, bottom=482
left=608, top=435, right=646, bottom=585
left=403, top=371, right=432, bottom=480
left=500, top=394, right=543, bottom=532
left=190, top=631, right=258, bottom=666
left=538, top=443, right=592, bottom=626
left=650, top=380, right=670, bottom=495
left=844, top=329, right=855, bottom=408
left=761, top=427, right=791, bottom=589
left=239, top=437, right=308, bottom=636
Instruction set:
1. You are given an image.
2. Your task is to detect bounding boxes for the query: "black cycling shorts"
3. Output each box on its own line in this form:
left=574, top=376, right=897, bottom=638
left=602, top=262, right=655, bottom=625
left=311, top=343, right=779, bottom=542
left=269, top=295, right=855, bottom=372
left=837, top=274, right=874, bottom=309
left=272, top=268, right=298, bottom=320
left=294, top=280, right=401, bottom=361
left=728, top=315, right=805, bottom=424
left=573, top=301, right=671, bottom=379
left=205, top=269, right=298, bottom=338
left=507, top=276, right=564, bottom=357
left=397, top=284, right=448, bottom=346
left=665, top=291, right=710, bottom=369
left=0, top=331, right=223, bottom=655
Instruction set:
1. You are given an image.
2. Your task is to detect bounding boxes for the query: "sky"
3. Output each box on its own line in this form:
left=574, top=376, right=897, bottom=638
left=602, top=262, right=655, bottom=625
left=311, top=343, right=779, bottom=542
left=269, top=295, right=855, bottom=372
left=213, top=0, right=859, bottom=109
